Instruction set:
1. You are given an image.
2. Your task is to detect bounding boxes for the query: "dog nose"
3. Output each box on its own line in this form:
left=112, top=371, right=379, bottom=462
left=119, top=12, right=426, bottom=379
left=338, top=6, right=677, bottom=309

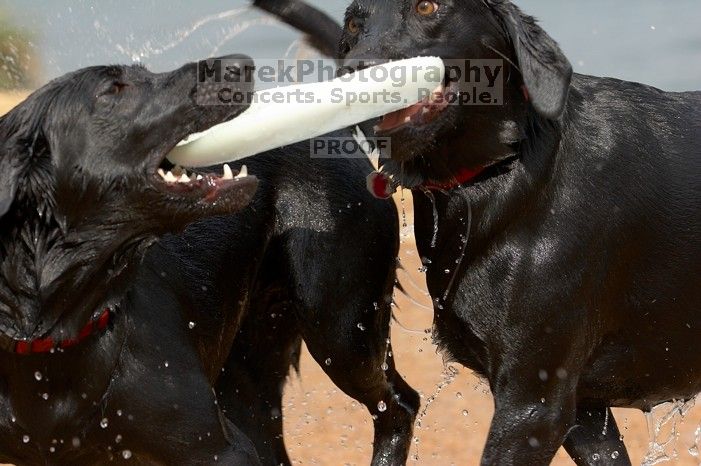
left=215, top=54, right=255, bottom=84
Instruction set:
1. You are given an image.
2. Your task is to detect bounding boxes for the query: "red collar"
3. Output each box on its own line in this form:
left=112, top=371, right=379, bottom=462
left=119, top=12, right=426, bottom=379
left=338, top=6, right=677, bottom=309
left=366, top=166, right=485, bottom=199
left=418, top=166, right=485, bottom=191
left=2, top=309, right=113, bottom=355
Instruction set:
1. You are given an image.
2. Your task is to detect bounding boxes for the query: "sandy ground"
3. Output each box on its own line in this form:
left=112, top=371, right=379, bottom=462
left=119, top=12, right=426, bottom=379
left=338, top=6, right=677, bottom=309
left=1, top=94, right=701, bottom=465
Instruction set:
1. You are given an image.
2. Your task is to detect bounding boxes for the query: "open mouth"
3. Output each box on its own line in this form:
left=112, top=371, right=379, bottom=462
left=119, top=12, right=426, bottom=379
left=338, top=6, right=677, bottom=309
left=153, top=161, right=252, bottom=203
left=375, top=78, right=458, bottom=135
left=148, top=106, right=258, bottom=206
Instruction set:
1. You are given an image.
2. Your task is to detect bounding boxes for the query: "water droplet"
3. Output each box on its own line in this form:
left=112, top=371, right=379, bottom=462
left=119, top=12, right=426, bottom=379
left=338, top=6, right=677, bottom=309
left=41, top=392, right=49, bottom=400
left=444, top=269, right=450, bottom=274
left=462, top=410, right=468, bottom=416
left=538, top=370, right=548, bottom=381
left=164, top=361, right=169, bottom=368
left=122, top=450, right=132, bottom=459
left=49, top=446, right=56, bottom=453
left=188, top=321, right=196, bottom=329
left=22, top=434, right=30, bottom=443
left=528, top=437, right=540, bottom=448
left=556, top=368, right=568, bottom=379
left=100, top=418, right=109, bottom=428
left=377, top=401, right=387, bottom=412
left=34, top=371, right=43, bottom=381
left=72, top=437, right=81, bottom=448
left=115, top=434, right=122, bottom=443
left=381, top=362, right=389, bottom=371
left=357, top=323, right=366, bottom=331
left=456, top=392, right=463, bottom=399
left=611, top=451, right=619, bottom=459
left=325, top=358, right=332, bottom=366
left=592, top=453, right=601, bottom=461
left=418, top=266, right=428, bottom=273
left=117, top=410, right=123, bottom=417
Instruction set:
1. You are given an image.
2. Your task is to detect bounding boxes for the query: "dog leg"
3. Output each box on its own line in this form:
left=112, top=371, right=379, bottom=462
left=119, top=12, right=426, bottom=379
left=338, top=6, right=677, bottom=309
left=101, top=342, right=261, bottom=466
left=282, top=199, right=417, bottom=465
left=479, top=340, right=589, bottom=466
left=217, top=289, right=302, bottom=466
left=482, top=391, right=576, bottom=466
left=300, top=302, right=420, bottom=466
left=563, top=406, right=631, bottom=466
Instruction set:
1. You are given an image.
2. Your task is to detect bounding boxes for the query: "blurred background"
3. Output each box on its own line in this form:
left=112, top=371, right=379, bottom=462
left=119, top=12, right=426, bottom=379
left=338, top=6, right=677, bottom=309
left=0, top=0, right=700, bottom=91
left=1, top=1, right=700, bottom=465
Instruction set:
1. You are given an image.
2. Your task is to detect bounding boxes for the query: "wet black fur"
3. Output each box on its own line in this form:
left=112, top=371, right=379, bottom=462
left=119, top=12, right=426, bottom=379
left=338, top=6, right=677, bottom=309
left=0, top=39, right=419, bottom=466
left=334, top=0, right=701, bottom=465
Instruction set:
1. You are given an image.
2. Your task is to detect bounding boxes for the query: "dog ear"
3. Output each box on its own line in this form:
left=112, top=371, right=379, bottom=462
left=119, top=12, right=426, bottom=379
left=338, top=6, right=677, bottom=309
left=0, top=116, right=22, bottom=219
left=0, top=93, right=52, bottom=219
left=487, top=0, right=572, bottom=119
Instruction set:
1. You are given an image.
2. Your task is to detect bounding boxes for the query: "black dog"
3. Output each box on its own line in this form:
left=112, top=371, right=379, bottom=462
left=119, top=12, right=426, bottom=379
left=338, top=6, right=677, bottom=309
left=332, top=0, right=701, bottom=465
left=0, top=48, right=419, bottom=466
left=0, top=55, right=261, bottom=464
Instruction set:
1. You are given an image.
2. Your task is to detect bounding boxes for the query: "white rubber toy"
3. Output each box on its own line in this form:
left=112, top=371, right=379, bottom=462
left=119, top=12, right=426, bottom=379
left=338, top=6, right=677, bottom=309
left=167, top=56, right=445, bottom=167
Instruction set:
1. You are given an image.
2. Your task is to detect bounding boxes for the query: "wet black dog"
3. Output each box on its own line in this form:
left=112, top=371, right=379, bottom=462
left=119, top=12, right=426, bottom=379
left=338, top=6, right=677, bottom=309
left=0, top=47, right=418, bottom=466
left=333, top=0, right=701, bottom=465
left=0, top=55, right=261, bottom=464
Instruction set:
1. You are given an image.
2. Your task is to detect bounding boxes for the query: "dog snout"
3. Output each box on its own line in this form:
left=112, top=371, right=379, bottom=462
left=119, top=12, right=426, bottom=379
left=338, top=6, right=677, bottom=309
left=216, top=54, right=255, bottom=85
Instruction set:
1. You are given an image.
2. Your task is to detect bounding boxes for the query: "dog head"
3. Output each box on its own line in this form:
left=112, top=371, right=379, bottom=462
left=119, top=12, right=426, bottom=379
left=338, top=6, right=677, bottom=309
left=0, top=54, right=257, bottom=227
left=0, top=55, right=256, bottom=341
left=340, top=0, right=572, bottom=185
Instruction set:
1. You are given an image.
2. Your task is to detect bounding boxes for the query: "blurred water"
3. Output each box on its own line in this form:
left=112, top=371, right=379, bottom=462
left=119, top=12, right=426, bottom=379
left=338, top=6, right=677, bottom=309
left=0, top=0, right=699, bottom=91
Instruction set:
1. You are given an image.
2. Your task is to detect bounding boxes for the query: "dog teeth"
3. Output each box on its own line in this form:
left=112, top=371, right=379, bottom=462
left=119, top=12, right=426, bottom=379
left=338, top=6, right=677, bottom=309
left=196, top=174, right=203, bottom=181
left=178, top=174, right=190, bottom=183
left=235, top=165, right=248, bottom=179
left=164, top=171, right=178, bottom=183
left=223, top=163, right=234, bottom=180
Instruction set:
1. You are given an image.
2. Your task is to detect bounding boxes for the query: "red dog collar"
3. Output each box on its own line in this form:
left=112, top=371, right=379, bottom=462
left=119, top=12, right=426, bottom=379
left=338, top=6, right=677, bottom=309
left=419, top=166, right=485, bottom=191
left=3, top=309, right=113, bottom=355
left=367, top=166, right=485, bottom=199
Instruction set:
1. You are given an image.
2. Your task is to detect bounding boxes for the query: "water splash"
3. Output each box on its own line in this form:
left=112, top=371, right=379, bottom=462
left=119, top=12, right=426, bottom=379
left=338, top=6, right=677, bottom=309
left=209, top=17, right=280, bottom=57
left=117, top=7, right=248, bottom=59
left=602, top=407, right=610, bottom=436
left=642, top=398, right=696, bottom=465
left=114, top=7, right=284, bottom=62
left=688, top=425, right=701, bottom=460
left=442, top=201, right=472, bottom=302
left=412, top=365, right=460, bottom=461
left=420, top=189, right=439, bottom=248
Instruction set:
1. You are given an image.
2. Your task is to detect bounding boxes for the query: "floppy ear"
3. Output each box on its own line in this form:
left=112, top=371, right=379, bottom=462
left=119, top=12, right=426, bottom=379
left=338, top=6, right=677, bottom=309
left=0, top=91, right=52, bottom=219
left=487, top=0, right=572, bottom=119
left=0, top=116, right=22, bottom=219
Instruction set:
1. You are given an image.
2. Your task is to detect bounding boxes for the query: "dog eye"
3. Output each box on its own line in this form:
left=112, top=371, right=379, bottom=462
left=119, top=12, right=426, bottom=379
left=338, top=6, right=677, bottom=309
left=347, top=18, right=360, bottom=34
left=416, top=1, right=439, bottom=16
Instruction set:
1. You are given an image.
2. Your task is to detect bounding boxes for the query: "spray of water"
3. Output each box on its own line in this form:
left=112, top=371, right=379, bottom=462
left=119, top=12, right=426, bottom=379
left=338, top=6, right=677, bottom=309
left=642, top=398, right=697, bottom=466
left=411, top=365, right=461, bottom=461
left=114, top=7, right=285, bottom=63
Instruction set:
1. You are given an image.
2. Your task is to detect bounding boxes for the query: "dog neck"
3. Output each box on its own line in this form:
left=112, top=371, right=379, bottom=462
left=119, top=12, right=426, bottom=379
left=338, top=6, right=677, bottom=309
left=0, top=205, right=155, bottom=341
left=414, top=110, right=564, bottom=252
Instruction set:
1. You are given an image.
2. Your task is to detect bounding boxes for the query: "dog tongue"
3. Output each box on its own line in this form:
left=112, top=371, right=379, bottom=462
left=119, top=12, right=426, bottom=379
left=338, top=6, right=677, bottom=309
left=375, top=102, right=424, bottom=133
